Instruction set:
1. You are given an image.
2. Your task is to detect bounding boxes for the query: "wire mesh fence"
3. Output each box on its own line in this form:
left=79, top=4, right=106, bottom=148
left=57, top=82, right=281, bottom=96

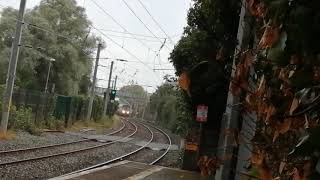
left=0, top=88, right=106, bottom=127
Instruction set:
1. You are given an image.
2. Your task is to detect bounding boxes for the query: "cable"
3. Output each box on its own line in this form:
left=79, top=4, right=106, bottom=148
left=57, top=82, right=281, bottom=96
left=98, top=32, right=162, bottom=43
left=90, top=0, right=157, bottom=53
left=90, top=25, right=162, bottom=82
left=97, top=28, right=166, bottom=39
left=121, top=0, right=171, bottom=50
left=137, top=0, right=175, bottom=45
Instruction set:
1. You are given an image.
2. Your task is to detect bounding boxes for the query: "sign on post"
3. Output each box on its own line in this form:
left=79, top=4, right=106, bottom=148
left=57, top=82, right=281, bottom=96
left=196, top=105, right=208, bottom=122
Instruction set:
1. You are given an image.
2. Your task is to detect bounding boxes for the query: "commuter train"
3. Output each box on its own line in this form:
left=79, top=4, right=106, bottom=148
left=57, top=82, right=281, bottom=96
left=117, top=104, right=131, bottom=116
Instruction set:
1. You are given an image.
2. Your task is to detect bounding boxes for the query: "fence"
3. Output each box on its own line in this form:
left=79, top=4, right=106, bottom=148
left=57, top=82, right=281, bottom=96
left=0, top=88, right=108, bottom=127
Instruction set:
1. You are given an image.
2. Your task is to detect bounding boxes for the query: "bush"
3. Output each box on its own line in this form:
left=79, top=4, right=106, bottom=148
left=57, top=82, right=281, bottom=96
left=8, top=106, right=37, bottom=134
left=44, top=114, right=65, bottom=131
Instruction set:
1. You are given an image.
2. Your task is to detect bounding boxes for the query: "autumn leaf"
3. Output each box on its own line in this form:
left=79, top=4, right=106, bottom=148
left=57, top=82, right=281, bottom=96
left=258, top=162, right=273, bottom=180
left=279, top=161, right=286, bottom=174
left=265, top=105, right=276, bottom=124
left=178, top=72, right=191, bottom=96
left=279, top=118, right=292, bottom=134
left=251, top=150, right=264, bottom=166
left=258, top=26, right=280, bottom=49
left=273, top=130, right=280, bottom=142
left=290, top=98, right=299, bottom=115
left=246, top=0, right=266, bottom=18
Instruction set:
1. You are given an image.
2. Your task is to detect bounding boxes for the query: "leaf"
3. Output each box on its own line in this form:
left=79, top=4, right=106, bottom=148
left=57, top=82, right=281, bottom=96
left=273, top=32, right=287, bottom=50
left=279, top=161, right=286, bottom=174
left=293, top=168, right=304, bottom=180
left=251, top=150, right=264, bottom=166
left=279, top=118, right=292, bottom=134
left=290, top=98, right=299, bottom=115
left=273, top=129, right=280, bottom=142
left=178, top=72, right=191, bottom=96
left=265, top=105, right=276, bottom=123
left=259, top=163, right=273, bottom=180
left=258, top=26, right=280, bottom=49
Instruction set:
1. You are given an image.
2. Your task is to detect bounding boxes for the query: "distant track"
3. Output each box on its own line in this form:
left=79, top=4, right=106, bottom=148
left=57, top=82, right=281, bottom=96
left=0, top=118, right=126, bottom=155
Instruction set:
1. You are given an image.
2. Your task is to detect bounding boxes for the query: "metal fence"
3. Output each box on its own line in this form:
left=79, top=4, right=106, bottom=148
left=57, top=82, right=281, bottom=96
left=0, top=88, right=105, bottom=127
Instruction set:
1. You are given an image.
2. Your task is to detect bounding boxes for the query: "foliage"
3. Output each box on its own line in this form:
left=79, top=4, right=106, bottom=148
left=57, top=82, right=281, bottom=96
left=149, top=82, right=197, bottom=136
left=170, top=0, right=240, bottom=75
left=169, top=0, right=241, bottom=139
left=8, top=106, right=37, bottom=134
left=230, top=0, right=320, bottom=179
left=119, top=84, right=146, bottom=97
left=0, top=0, right=100, bottom=95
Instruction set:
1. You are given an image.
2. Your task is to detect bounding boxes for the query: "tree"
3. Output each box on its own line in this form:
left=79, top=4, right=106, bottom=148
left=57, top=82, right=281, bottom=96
left=169, top=0, right=241, bottom=137
left=0, top=0, right=100, bottom=95
left=119, top=84, right=146, bottom=97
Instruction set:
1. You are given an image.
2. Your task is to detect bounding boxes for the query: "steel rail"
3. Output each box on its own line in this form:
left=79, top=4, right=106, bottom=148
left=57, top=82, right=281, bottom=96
left=0, top=120, right=126, bottom=154
left=148, top=123, right=172, bottom=165
left=0, top=120, right=137, bottom=166
left=0, top=119, right=126, bottom=155
left=54, top=121, right=155, bottom=179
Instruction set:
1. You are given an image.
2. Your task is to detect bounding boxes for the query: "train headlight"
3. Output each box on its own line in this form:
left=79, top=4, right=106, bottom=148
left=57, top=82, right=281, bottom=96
left=126, top=111, right=130, bottom=114
left=122, top=110, right=125, bottom=114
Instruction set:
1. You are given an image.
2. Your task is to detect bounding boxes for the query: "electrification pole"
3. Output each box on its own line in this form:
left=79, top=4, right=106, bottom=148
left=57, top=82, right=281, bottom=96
left=0, top=0, right=26, bottom=134
left=113, top=76, right=118, bottom=90
left=86, top=43, right=102, bottom=121
left=44, top=58, right=55, bottom=93
left=103, top=61, right=114, bottom=117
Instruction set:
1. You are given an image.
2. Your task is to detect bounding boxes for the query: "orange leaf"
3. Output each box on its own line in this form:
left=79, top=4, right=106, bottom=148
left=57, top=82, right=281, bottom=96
left=251, top=150, right=264, bottom=165
left=178, top=72, right=191, bottom=96
left=265, top=105, right=276, bottom=123
left=292, top=168, right=305, bottom=180
left=258, top=163, right=273, bottom=180
left=258, top=26, right=279, bottom=49
left=279, top=118, right=292, bottom=134
left=290, top=98, right=299, bottom=115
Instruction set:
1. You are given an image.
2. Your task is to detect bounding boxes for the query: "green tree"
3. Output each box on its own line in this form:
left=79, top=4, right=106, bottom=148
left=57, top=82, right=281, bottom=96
left=119, top=84, right=146, bottom=97
left=0, top=0, right=100, bottom=95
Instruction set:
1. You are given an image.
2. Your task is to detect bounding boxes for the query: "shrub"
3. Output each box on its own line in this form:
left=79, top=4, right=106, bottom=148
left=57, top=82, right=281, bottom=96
left=9, top=106, right=37, bottom=134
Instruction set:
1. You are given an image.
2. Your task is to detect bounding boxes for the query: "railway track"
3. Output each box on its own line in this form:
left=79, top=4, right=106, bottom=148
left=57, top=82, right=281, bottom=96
left=0, top=118, right=173, bottom=179
left=0, top=119, right=126, bottom=156
left=0, top=119, right=136, bottom=166
left=55, top=119, right=172, bottom=179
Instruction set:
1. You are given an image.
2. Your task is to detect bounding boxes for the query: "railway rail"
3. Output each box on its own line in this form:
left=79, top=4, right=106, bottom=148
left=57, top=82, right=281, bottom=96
left=0, top=119, right=136, bottom=166
left=55, top=119, right=172, bottom=179
left=0, top=119, right=126, bottom=155
left=0, top=118, right=173, bottom=180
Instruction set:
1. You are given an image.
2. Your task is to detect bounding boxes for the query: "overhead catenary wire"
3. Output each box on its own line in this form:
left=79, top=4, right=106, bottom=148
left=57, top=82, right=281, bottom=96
left=121, top=0, right=171, bottom=50
left=89, top=0, right=170, bottom=76
left=136, top=0, right=175, bottom=45
left=90, top=0, right=157, bottom=54
left=1, top=2, right=165, bottom=84
left=90, top=25, right=162, bottom=82
left=97, top=28, right=167, bottom=40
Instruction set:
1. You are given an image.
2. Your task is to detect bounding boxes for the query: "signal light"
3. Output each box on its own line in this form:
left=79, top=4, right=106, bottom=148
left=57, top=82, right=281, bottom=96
left=109, top=90, right=117, bottom=100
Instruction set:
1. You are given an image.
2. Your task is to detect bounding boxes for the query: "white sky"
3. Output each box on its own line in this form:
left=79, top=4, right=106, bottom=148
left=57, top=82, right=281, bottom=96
left=0, top=0, right=191, bottom=92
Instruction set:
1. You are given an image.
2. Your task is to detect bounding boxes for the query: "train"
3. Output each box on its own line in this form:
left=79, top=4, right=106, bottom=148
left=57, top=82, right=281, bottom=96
left=117, top=104, right=131, bottom=116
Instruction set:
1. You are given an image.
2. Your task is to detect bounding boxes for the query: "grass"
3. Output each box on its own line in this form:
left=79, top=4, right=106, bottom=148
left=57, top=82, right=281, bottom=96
left=0, top=130, right=16, bottom=140
left=67, top=115, right=120, bottom=133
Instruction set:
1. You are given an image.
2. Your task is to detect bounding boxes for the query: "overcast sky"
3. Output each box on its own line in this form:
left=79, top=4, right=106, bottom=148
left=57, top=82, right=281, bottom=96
left=0, top=0, right=192, bottom=92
